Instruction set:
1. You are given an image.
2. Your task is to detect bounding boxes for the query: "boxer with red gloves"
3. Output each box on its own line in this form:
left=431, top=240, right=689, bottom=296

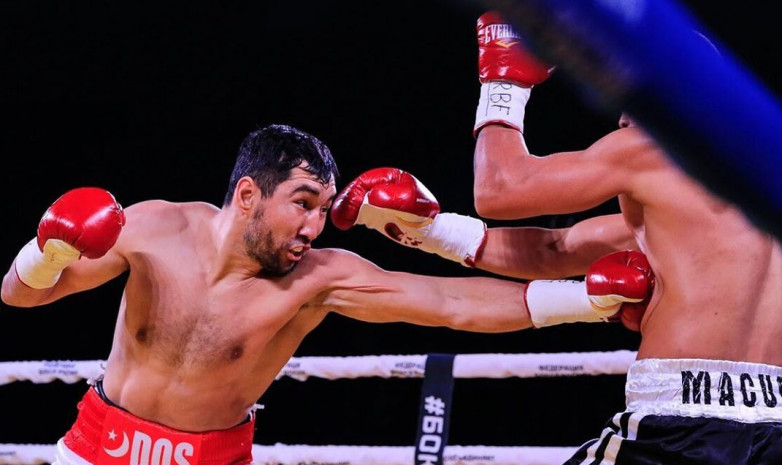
left=474, top=11, right=554, bottom=136
left=14, top=187, right=125, bottom=290
left=332, top=167, right=653, bottom=328
left=469, top=12, right=782, bottom=464
left=3, top=125, right=661, bottom=465
left=331, top=167, right=487, bottom=267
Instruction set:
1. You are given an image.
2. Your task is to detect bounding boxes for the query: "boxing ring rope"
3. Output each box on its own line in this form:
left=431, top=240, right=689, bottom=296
left=0, top=351, right=637, bottom=384
left=0, top=351, right=635, bottom=465
left=0, top=444, right=580, bottom=465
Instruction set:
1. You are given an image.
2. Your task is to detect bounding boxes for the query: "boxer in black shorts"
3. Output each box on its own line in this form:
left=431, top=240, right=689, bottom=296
left=345, top=12, right=782, bottom=464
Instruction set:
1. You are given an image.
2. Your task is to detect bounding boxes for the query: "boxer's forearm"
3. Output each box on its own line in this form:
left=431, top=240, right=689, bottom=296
left=1, top=261, right=54, bottom=307
left=475, top=227, right=590, bottom=279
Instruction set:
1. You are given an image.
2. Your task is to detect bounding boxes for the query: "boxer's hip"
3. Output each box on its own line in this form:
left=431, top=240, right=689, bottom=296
left=564, top=358, right=782, bottom=465
left=626, top=358, right=782, bottom=422
left=59, top=384, right=254, bottom=465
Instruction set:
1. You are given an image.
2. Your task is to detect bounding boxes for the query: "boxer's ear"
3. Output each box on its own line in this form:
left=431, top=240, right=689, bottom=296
left=234, top=176, right=258, bottom=216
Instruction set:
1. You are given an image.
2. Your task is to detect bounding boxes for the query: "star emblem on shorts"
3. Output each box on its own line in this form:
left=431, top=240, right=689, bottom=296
left=108, top=429, right=117, bottom=441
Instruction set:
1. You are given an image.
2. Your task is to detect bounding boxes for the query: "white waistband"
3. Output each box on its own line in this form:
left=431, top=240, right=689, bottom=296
left=626, top=358, right=782, bottom=423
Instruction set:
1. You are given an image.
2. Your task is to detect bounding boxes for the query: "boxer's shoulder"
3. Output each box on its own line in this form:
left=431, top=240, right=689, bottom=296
left=120, top=200, right=217, bottom=243
left=298, top=247, right=358, bottom=273
left=587, top=127, right=661, bottom=163
left=293, top=248, right=377, bottom=287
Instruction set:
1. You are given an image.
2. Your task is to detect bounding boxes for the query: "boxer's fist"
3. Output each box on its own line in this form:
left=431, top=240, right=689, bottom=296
left=331, top=168, right=486, bottom=266
left=474, top=12, right=554, bottom=135
left=586, top=250, right=655, bottom=330
left=477, top=11, right=553, bottom=87
left=14, top=187, right=125, bottom=289
left=38, top=187, right=126, bottom=259
left=331, top=167, right=440, bottom=236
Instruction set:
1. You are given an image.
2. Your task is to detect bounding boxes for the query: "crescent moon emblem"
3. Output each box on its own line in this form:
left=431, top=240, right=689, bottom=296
left=103, top=431, right=130, bottom=457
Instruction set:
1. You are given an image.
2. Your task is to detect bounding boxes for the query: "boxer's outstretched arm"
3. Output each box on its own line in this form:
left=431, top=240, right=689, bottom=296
left=333, top=168, right=637, bottom=277
left=477, top=214, right=638, bottom=279
left=320, top=248, right=532, bottom=333
left=317, top=248, right=651, bottom=331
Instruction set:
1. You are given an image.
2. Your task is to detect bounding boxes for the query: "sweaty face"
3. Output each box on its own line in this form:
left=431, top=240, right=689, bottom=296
left=243, top=206, right=289, bottom=276
left=243, top=167, right=336, bottom=276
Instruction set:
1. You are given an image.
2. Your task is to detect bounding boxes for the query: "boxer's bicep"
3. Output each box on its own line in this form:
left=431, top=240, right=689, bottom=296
left=50, top=249, right=129, bottom=301
left=323, top=257, right=447, bottom=325
left=561, top=214, right=639, bottom=259
left=47, top=205, right=143, bottom=300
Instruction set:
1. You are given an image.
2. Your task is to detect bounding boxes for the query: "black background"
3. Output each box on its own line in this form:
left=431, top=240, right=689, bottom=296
left=0, top=0, right=780, bottom=454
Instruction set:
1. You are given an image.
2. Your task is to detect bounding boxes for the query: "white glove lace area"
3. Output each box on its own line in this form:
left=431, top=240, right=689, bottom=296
left=355, top=199, right=486, bottom=266
left=15, top=238, right=81, bottom=289
left=525, top=280, right=624, bottom=328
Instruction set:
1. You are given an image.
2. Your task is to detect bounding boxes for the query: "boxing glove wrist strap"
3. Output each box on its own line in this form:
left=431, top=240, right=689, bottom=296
left=524, top=280, right=618, bottom=328
left=14, top=238, right=80, bottom=289
left=356, top=202, right=487, bottom=268
left=474, top=81, right=531, bottom=136
left=422, top=213, right=487, bottom=267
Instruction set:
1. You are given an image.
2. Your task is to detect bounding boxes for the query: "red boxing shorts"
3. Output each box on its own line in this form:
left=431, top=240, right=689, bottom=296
left=54, top=386, right=254, bottom=465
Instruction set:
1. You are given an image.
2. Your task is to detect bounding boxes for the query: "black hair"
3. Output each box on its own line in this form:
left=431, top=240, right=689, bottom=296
left=223, top=124, right=339, bottom=206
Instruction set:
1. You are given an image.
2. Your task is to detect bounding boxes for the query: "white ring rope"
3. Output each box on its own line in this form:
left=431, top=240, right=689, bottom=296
left=0, top=350, right=637, bottom=385
left=0, top=351, right=634, bottom=465
left=0, top=444, right=579, bottom=465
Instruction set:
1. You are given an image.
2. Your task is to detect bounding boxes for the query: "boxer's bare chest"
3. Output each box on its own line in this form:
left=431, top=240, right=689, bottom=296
left=122, top=249, right=310, bottom=368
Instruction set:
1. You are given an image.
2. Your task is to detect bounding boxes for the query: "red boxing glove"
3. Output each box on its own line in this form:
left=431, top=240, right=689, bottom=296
left=331, top=168, right=487, bottom=266
left=524, top=250, right=654, bottom=329
left=587, top=250, right=656, bottom=331
left=477, top=11, right=554, bottom=86
left=474, top=11, right=554, bottom=136
left=38, top=187, right=126, bottom=259
left=15, top=187, right=125, bottom=289
left=331, top=168, right=440, bottom=233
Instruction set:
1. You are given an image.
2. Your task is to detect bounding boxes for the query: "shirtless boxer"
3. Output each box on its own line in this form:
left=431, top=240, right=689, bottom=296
left=1, top=124, right=652, bottom=465
left=344, top=13, right=782, bottom=464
